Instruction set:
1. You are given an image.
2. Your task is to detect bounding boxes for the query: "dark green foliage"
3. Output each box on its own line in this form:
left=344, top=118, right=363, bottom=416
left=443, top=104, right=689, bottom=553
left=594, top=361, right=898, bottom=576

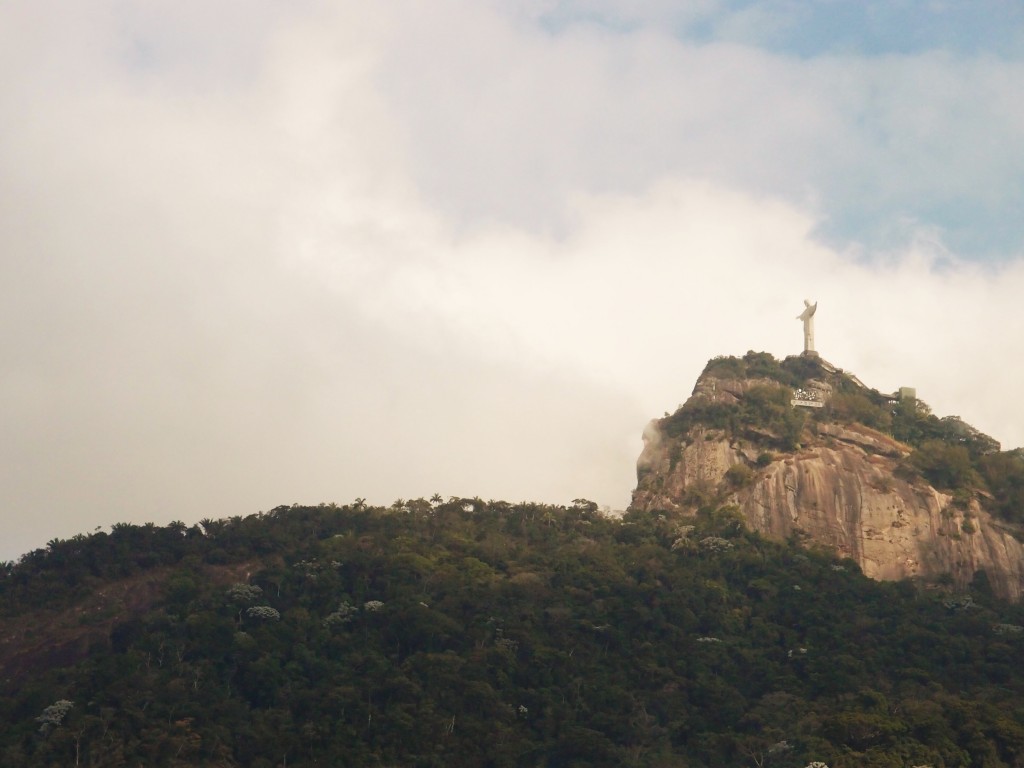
left=669, top=353, right=818, bottom=449
left=662, top=400, right=736, bottom=438
left=907, top=440, right=979, bottom=492
left=978, top=450, right=1024, bottom=524
left=780, top=353, right=828, bottom=385
left=701, top=355, right=746, bottom=379
left=742, top=385, right=806, bottom=450
left=828, top=391, right=892, bottom=431
left=3, top=503, right=1024, bottom=767
left=724, top=463, right=753, bottom=489
left=892, top=403, right=1020, bottom=519
left=702, top=350, right=822, bottom=389
left=741, top=350, right=788, bottom=381
left=664, top=386, right=805, bottom=452
left=892, top=402, right=1001, bottom=459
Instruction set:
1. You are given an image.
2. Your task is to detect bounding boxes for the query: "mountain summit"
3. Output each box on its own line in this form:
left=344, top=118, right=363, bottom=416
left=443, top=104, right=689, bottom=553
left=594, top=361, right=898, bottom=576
left=631, top=351, right=1024, bottom=600
left=5, top=351, right=1024, bottom=764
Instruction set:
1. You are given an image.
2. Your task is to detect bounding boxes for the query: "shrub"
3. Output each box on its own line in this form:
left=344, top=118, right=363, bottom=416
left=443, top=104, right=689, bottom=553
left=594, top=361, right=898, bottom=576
left=910, top=440, right=978, bottom=491
left=829, top=392, right=890, bottom=430
left=246, top=606, right=281, bottom=621
left=724, top=463, right=754, bottom=488
left=227, top=584, right=263, bottom=604
left=36, top=700, right=74, bottom=735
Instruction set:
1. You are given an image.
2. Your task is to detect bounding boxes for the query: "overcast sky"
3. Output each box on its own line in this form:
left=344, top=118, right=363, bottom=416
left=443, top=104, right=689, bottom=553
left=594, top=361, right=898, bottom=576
left=3, top=1, right=1024, bottom=560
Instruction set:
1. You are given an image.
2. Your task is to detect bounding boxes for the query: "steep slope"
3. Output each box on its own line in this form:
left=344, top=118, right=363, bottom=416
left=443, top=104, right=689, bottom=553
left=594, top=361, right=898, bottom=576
left=632, top=352, right=1024, bottom=600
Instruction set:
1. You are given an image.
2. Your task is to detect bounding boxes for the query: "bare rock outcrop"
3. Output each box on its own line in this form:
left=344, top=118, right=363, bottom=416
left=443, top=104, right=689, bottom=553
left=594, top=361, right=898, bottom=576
left=633, top=357, right=1024, bottom=600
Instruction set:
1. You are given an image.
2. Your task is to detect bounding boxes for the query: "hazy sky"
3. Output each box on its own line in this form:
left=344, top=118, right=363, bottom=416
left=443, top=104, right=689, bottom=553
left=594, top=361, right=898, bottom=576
left=3, top=1, right=1024, bottom=560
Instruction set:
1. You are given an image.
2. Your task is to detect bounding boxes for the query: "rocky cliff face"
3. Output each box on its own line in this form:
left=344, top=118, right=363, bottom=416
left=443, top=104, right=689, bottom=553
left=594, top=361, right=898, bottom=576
left=632, top=356, right=1024, bottom=601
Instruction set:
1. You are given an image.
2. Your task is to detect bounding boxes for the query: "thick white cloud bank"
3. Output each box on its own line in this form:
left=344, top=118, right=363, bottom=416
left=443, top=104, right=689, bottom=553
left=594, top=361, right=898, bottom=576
left=2, top=1, right=1024, bottom=559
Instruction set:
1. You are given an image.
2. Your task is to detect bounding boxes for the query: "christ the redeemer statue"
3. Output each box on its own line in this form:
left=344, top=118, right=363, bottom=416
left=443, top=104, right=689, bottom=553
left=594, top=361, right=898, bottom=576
left=797, top=299, right=817, bottom=354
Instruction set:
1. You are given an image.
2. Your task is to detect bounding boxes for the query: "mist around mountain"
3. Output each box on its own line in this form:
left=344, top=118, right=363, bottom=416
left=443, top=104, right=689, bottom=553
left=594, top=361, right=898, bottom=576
left=3, top=493, right=1024, bottom=767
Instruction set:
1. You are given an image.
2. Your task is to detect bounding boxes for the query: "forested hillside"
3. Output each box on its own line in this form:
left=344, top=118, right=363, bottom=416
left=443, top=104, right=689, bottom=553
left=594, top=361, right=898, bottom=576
left=3, top=499, right=1024, bottom=767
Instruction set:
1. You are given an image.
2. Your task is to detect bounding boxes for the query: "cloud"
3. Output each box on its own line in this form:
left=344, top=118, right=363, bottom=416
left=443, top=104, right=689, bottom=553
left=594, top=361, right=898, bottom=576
left=1, top=1, right=1023, bottom=560
left=357, top=5, right=1024, bottom=252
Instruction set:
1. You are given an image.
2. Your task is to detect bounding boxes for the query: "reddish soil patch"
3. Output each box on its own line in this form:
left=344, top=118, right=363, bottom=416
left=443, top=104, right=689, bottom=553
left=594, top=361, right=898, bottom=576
left=0, top=561, right=261, bottom=687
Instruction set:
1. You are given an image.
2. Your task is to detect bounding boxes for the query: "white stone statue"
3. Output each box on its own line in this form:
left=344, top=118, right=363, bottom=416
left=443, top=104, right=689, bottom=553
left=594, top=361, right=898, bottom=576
left=797, top=299, right=817, bottom=353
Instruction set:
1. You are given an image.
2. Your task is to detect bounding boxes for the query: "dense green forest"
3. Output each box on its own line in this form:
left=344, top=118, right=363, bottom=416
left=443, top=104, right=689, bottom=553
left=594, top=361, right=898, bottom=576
left=3, top=498, right=1024, bottom=767
left=662, top=351, right=1024, bottom=524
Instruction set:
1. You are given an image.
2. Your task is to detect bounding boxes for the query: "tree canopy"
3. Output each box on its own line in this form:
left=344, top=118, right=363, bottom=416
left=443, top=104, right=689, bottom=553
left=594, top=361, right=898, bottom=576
left=2, top=499, right=1024, bottom=767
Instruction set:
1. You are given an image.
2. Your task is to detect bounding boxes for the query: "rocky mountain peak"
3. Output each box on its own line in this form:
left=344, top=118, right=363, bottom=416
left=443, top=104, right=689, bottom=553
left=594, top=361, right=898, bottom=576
left=632, top=351, right=1024, bottom=600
